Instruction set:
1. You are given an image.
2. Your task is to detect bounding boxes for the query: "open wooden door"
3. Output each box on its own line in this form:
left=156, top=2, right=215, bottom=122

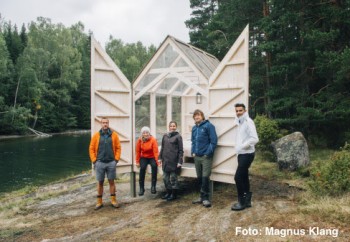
left=208, top=25, right=249, bottom=184
left=91, top=36, right=133, bottom=175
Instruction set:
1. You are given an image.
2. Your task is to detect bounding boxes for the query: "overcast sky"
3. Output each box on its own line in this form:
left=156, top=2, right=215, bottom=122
left=0, top=0, right=192, bottom=47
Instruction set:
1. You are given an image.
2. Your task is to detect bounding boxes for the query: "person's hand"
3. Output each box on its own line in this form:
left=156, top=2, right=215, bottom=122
left=177, top=163, right=182, bottom=168
left=136, top=164, right=140, bottom=168
left=158, top=160, right=162, bottom=166
left=192, top=153, right=196, bottom=157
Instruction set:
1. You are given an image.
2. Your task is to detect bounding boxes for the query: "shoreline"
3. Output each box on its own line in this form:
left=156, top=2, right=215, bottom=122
left=0, top=129, right=91, bottom=140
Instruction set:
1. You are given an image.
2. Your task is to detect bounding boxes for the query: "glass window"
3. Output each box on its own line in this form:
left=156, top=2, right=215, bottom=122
left=156, top=95, right=167, bottom=142
left=135, top=73, right=160, bottom=92
left=135, top=94, right=150, bottom=139
left=152, top=44, right=179, bottom=69
left=172, top=96, right=182, bottom=132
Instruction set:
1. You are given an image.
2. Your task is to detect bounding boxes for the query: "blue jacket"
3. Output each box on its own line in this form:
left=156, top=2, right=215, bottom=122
left=191, top=120, right=218, bottom=157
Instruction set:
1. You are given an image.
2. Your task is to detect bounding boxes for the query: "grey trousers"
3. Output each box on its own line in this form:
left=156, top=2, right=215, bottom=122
left=194, top=156, right=213, bottom=201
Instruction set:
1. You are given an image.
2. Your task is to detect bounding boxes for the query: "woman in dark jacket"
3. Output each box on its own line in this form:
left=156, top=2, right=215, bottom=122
left=159, top=121, right=184, bottom=201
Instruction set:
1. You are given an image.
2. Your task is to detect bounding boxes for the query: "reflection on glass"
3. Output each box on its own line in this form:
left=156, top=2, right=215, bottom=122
left=135, top=94, right=150, bottom=139
left=156, top=95, right=167, bottom=142
left=172, top=97, right=182, bottom=132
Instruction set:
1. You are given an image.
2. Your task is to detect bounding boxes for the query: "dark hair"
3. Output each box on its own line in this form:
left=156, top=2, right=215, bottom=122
left=193, top=109, right=205, bottom=120
left=234, top=103, right=246, bottom=110
left=101, top=117, right=109, bottom=121
left=169, top=121, right=177, bottom=127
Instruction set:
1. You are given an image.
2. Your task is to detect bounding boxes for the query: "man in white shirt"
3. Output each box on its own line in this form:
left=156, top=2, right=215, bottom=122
left=232, top=103, right=259, bottom=211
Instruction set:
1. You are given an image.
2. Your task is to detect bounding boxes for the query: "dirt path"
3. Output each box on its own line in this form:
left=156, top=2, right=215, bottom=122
left=0, top=174, right=348, bottom=241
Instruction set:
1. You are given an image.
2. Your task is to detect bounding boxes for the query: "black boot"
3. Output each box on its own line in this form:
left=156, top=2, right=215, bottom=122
left=245, top=192, right=252, bottom=208
left=151, top=176, right=157, bottom=194
left=167, top=189, right=177, bottom=201
left=231, top=195, right=246, bottom=211
left=162, top=189, right=172, bottom=199
left=139, top=181, right=145, bottom=196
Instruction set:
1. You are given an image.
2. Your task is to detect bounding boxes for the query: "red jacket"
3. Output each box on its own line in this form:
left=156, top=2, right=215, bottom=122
left=136, top=136, right=159, bottom=165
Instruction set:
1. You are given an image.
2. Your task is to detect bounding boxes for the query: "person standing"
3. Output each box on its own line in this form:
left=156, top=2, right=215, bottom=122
left=231, top=103, right=259, bottom=211
left=159, top=121, right=184, bottom=201
left=89, top=117, right=121, bottom=210
left=191, top=109, right=217, bottom=208
left=136, top=126, right=160, bottom=196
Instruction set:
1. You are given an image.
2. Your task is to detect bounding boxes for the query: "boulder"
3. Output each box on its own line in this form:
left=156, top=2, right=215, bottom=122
left=272, top=132, right=310, bottom=171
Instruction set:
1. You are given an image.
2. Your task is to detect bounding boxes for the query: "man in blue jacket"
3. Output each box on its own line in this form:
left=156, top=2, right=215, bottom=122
left=191, top=109, right=217, bottom=208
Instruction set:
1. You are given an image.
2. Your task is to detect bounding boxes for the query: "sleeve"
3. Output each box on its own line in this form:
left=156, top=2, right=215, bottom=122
left=159, top=136, right=165, bottom=160
left=205, top=123, right=218, bottom=156
left=242, top=120, right=259, bottom=149
left=191, top=126, right=195, bottom=155
left=152, top=138, right=159, bottom=165
left=135, top=139, right=141, bottom=165
left=113, top=132, right=121, bottom=161
left=89, top=133, right=98, bottom=163
left=177, top=135, right=184, bottom=165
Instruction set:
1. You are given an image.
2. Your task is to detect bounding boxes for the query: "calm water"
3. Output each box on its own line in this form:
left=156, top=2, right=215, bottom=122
left=0, top=133, right=91, bottom=194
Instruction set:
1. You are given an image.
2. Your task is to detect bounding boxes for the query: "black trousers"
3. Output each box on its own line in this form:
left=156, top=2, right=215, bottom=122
left=139, top=157, right=158, bottom=186
left=234, top=153, right=255, bottom=197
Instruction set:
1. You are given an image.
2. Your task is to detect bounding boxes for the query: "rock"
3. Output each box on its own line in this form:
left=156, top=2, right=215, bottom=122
left=272, top=132, right=310, bottom=171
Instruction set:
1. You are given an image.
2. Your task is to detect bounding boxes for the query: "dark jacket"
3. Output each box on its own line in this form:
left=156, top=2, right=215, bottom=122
left=191, top=120, right=217, bottom=157
left=159, top=131, right=184, bottom=172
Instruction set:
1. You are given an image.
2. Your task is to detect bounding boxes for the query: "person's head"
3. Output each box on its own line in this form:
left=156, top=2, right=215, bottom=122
left=168, top=121, right=177, bottom=132
left=193, top=109, right=205, bottom=124
left=235, top=103, right=246, bottom=118
left=141, top=126, right=151, bottom=140
left=100, top=117, right=109, bottom=130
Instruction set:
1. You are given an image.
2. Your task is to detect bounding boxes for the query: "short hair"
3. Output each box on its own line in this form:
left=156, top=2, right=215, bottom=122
left=234, top=103, right=246, bottom=110
left=169, top=121, right=177, bottom=127
left=101, top=117, right=109, bottom=121
left=193, top=109, right=205, bottom=120
left=141, top=126, right=151, bottom=134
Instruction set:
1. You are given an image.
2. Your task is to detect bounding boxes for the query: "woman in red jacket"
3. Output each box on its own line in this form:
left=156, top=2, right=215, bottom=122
left=136, top=126, right=159, bottom=195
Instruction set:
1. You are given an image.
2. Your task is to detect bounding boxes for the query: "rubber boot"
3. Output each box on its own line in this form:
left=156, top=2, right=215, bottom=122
left=162, top=189, right=172, bottom=200
left=139, top=181, right=145, bottom=196
left=231, top=195, right=246, bottom=211
left=151, top=177, right=157, bottom=194
left=110, top=194, right=120, bottom=208
left=245, top=192, right=252, bottom=208
left=167, top=189, right=177, bottom=201
left=95, top=195, right=103, bottom=210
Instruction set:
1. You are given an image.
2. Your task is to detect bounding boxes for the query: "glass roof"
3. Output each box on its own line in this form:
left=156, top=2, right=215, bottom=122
left=134, top=36, right=220, bottom=96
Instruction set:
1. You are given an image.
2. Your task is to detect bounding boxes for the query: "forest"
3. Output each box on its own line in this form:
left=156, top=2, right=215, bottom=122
left=1, top=0, right=350, bottom=148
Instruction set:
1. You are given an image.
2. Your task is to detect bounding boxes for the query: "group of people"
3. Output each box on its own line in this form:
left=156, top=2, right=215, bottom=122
left=89, top=103, right=259, bottom=211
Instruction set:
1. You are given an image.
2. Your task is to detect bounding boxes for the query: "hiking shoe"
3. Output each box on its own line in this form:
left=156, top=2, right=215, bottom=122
left=110, top=195, right=120, bottom=208
left=95, top=195, right=103, bottom=210
left=192, top=198, right=203, bottom=204
left=202, top=200, right=211, bottom=208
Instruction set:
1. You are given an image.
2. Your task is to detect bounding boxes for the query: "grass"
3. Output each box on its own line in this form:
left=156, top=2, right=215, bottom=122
left=251, top=148, right=350, bottom=231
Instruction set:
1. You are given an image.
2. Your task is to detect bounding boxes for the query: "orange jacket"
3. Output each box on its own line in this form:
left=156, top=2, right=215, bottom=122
left=89, top=130, right=121, bottom=163
left=136, top=136, right=159, bottom=165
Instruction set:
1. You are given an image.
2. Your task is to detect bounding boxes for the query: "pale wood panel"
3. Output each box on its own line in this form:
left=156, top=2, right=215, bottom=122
left=91, top=36, right=132, bottom=174
left=207, top=25, right=249, bottom=184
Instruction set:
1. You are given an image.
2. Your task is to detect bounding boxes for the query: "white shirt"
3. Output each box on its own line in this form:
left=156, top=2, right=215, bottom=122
left=234, top=112, right=259, bottom=154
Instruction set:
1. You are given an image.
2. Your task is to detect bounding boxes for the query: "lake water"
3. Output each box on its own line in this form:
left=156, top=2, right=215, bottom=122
left=0, top=133, right=92, bottom=194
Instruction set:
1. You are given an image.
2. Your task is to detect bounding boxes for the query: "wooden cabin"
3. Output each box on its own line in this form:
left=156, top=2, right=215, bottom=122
left=91, top=25, right=250, bottom=195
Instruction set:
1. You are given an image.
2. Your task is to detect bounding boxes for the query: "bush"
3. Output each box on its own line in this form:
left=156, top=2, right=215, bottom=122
left=309, top=144, right=350, bottom=196
left=254, top=115, right=280, bottom=151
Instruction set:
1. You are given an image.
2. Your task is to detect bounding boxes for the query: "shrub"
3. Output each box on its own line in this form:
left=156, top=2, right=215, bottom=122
left=254, top=115, right=280, bottom=151
left=309, top=144, right=350, bottom=196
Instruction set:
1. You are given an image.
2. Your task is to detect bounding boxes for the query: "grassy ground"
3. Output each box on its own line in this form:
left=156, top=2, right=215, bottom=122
left=0, top=149, right=349, bottom=241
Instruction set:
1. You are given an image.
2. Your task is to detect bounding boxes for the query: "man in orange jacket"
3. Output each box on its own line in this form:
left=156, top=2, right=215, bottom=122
left=89, top=117, right=121, bottom=210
